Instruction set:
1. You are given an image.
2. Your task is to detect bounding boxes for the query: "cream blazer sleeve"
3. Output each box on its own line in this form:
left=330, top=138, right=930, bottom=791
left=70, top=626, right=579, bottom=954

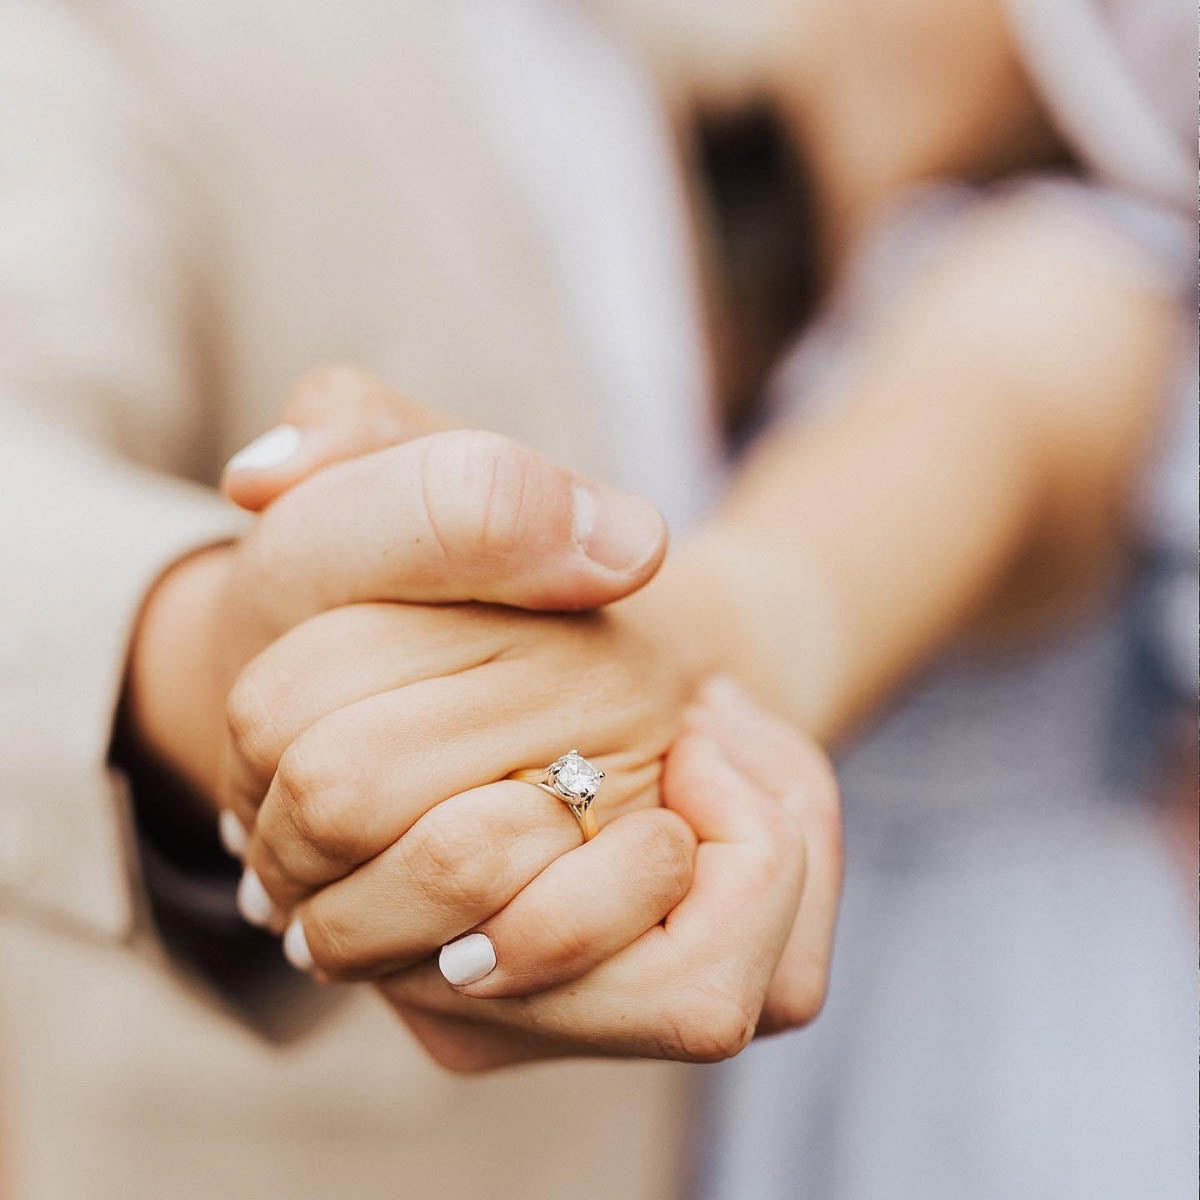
left=0, top=3, right=247, bottom=946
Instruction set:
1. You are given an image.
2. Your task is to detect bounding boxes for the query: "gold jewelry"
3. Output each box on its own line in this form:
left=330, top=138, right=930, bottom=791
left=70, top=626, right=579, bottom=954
left=511, top=750, right=604, bottom=841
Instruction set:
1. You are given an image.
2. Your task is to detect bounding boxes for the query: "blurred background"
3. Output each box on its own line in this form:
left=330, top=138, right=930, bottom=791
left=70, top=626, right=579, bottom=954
left=0, top=1, right=1194, bottom=1197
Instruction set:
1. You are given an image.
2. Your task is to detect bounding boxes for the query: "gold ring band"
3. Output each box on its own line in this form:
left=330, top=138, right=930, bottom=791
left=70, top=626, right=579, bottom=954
left=509, top=750, right=605, bottom=842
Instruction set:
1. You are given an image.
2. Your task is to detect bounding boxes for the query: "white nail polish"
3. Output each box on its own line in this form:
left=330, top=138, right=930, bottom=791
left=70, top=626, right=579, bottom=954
left=225, top=424, right=302, bottom=473
left=438, top=933, right=496, bottom=986
left=217, top=810, right=248, bottom=860
left=283, top=917, right=314, bottom=972
left=237, top=868, right=275, bottom=928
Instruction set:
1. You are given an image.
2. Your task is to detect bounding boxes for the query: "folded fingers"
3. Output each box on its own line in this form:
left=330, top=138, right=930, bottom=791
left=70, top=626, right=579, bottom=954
left=217, top=603, right=511, bottom=831
left=378, top=733, right=807, bottom=1062
left=278, top=780, right=583, bottom=979
left=239, top=663, right=656, bottom=917
left=436, top=807, right=696, bottom=997
left=682, top=679, right=843, bottom=1030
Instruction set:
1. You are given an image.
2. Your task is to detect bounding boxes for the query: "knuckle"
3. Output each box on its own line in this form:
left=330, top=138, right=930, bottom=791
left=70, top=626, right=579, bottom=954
left=236, top=515, right=294, bottom=612
left=658, top=985, right=758, bottom=1064
left=758, top=803, right=807, bottom=874
left=274, top=739, right=364, bottom=864
left=423, top=431, right=545, bottom=562
left=225, top=670, right=277, bottom=779
left=765, top=957, right=832, bottom=1032
left=779, top=966, right=831, bottom=1027
left=415, top=1034, right=490, bottom=1075
left=402, top=811, right=502, bottom=913
left=634, top=814, right=696, bottom=904
left=780, top=757, right=844, bottom=874
left=528, top=908, right=591, bottom=971
left=386, top=999, right=506, bottom=1073
left=300, top=905, right=365, bottom=979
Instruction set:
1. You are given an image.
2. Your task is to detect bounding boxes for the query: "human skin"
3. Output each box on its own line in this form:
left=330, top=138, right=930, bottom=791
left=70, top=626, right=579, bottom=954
left=127, top=369, right=672, bottom=810
left=384, top=677, right=844, bottom=1067
left=607, top=0, right=1063, bottom=266
left=123, top=0, right=1179, bottom=1066
left=206, top=195, right=1178, bottom=790
left=122, top=188, right=1179, bottom=1068
left=126, top=369, right=844, bottom=1065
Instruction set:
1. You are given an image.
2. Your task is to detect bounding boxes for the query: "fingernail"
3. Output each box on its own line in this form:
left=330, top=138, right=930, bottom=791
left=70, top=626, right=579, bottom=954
left=225, top=424, right=303, bottom=473
left=217, top=810, right=248, bottom=860
left=573, top=483, right=664, bottom=574
left=438, top=932, right=496, bottom=986
left=283, top=917, right=314, bottom=972
left=236, top=868, right=276, bottom=928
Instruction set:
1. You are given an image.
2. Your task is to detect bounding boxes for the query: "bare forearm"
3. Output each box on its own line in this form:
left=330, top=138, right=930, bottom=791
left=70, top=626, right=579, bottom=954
left=630, top=399, right=1040, bottom=743
left=629, top=200, right=1177, bottom=742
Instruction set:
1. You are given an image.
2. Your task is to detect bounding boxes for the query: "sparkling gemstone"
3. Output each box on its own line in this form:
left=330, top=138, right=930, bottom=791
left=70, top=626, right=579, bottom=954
left=552, top=752, right=602, bottom=799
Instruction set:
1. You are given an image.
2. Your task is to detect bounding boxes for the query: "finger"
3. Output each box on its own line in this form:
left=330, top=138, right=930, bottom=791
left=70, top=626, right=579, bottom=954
left=378, top=734, right=807, bottom=1062
left=241, top=429, right=667, bottom=625
left=683, top=677, right=843, bottom=1031
left=218, top=603, right=507, bottom=828
left=278, top=780, right=584, bottom=979
left=242, top=665, right=658, bottom=914
left=758, top=786, right=842, bottom=1034
left=396, top=1006, right=567, bottom=1073
left=653, top=732, right=806, bottom=969
left=683, top=676, right=836, bottom=804
left=437, top=807, right=696, bottom=998
left=221, top=365, right=455, bottom=511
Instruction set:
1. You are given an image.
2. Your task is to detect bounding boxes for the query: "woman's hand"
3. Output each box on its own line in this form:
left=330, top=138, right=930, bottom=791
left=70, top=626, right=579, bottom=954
left=213, top=366, right=842, bottom=1063
left=378, top=677, right=842, bottom=1067
left=224, top=594, right=695, bottom=961
left=230, top=655, right=841, bottom=1064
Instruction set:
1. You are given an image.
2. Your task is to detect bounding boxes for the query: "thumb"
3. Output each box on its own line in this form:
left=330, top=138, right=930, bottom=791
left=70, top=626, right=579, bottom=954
left=241, top=428, right=669, bottom=619
left=221, top=364, right=455, bottom=511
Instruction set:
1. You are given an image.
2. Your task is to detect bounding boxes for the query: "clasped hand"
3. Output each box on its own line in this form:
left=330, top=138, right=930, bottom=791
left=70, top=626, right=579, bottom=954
left=138, top=368, right=842, bottom=1068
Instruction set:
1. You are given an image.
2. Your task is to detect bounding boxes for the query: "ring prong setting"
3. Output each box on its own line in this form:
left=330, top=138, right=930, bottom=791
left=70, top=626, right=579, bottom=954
left=545, top=750, right=605, bottom=804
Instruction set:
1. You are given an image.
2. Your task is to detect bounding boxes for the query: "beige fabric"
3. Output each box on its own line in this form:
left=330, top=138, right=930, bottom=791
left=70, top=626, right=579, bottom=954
left=0, top=1, right=691, bottom=1196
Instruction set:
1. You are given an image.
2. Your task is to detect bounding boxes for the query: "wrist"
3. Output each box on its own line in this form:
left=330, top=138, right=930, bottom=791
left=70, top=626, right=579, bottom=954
left=620, top=521, right=844, bottom=740
left=616, top=530, right=741, bottom=693
left=123, top=543, right=237, bottom=804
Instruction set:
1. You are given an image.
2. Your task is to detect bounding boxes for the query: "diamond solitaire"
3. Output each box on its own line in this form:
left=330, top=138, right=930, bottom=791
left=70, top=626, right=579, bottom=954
left=548, top=750, right=605, bottom=801
left=526, top=750, right=604, bottom=840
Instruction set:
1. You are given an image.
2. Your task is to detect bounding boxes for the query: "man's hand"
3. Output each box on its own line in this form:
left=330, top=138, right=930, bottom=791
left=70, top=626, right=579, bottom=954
left=129, top=365, right=843, bottom=1065
left=123, top=366, right=668, bottom=804
left=377, top=677, right=842, bottom=1067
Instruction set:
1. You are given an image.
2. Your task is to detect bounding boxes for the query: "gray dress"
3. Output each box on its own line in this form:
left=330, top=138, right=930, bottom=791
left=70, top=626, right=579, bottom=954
left=693, top=173, right=1197, bottom=1200
left=698, top=3, right=1195, bottom=1190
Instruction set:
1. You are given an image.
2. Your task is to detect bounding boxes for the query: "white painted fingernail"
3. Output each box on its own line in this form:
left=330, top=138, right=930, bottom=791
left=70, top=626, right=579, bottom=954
left=218, top=810, right=248, bottom=860
left=283, top=917, right=314, bottom=972
left=225, top=424, right=303, bottom=473
left=438, top=933, right=496, bottom=986
left=237, top=868, right=276, bottom=928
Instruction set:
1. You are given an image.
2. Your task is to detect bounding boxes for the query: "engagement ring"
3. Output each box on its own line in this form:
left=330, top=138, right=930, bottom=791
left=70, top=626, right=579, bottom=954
left=521, top=750, right=604, bottom=841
